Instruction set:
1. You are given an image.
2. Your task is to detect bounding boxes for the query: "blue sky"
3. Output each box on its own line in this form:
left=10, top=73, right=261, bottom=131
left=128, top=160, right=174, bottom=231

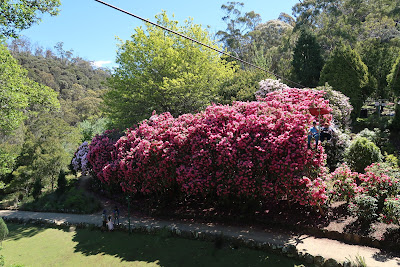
left=20, top=0, right=300, bottom=69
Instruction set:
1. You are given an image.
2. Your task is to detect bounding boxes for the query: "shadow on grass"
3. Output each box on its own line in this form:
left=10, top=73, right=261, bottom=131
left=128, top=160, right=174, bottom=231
left=71, top=228, right=302, bottom=267
left=6, top=223, right=47, bottom=242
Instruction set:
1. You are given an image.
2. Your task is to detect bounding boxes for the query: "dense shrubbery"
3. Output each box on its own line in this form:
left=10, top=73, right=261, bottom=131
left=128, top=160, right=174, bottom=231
left=21, top=186, right=102, bottom=214
left=323, top=129, right=351, bottom=171
left=328, top=163, right=400, bottom=225
left=89, top=88, right=331, bottom=208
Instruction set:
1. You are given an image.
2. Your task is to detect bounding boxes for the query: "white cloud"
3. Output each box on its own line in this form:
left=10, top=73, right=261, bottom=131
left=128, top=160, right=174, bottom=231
left=91, top=60, right=112, bottom=68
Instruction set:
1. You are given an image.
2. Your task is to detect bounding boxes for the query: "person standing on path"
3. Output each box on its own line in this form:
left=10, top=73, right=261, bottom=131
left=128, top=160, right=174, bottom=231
left=107, top=215, right=114, bottom=231
left=307, top=121, right=319, bottom=149
left=113, top=206, right=120, bottom=226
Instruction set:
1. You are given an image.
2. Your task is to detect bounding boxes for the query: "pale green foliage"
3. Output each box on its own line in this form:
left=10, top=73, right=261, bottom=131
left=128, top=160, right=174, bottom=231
left=0, top=43, right=60, bottom=133
left=78, top=118, right=109, bottom=142
left=219, top=69, right=272, bottom=104
left=105, top=12, right=236, bottom=128
left=0, top=0, right=60, bottom=37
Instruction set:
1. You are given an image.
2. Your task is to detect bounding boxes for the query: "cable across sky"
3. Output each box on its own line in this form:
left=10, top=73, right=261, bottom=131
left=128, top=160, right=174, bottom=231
left=94, top=0, right=305, bottom=88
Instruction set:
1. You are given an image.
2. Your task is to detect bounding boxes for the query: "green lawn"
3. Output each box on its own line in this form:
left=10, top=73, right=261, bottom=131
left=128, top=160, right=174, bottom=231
left=1, top=223, right=304, bottom=267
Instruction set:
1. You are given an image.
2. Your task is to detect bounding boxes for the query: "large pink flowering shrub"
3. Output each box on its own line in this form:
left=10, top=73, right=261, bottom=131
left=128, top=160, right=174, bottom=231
left=89, top=88, right=332, bottom=207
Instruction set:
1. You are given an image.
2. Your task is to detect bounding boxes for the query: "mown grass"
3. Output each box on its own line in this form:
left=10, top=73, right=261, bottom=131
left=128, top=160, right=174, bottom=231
left=2, top=223, right=303, bottom=267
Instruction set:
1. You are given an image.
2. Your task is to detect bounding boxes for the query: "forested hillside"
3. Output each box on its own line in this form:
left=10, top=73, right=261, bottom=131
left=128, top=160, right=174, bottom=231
left=8, top=38, right=110, bottom=125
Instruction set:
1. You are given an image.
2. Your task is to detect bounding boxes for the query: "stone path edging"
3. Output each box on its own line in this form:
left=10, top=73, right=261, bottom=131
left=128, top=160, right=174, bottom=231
left=1, top=210, right=400, bottom=267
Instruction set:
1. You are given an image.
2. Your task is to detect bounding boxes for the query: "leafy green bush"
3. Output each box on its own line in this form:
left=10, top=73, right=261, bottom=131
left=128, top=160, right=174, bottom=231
left=0, top=218, right=8, bottom=243
left=357, top=128, right=395, bottom=154
left=345, top=137, right=383, bottom=173
left=348, top=195, right=378, bottom=223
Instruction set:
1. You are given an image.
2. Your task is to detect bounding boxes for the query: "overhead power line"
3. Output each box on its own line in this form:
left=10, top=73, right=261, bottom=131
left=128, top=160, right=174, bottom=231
left=94, top=0, right=305, bottom=88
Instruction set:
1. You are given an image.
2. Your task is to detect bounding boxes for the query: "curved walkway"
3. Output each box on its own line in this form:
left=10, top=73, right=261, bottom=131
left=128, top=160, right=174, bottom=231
left=1, top=210, right=399, bottom=266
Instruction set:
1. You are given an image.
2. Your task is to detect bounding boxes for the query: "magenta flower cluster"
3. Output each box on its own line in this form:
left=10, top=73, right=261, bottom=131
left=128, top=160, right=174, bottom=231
left=87, top=88, right=332, bottom=207
left=87, top=129, right=122, bottom=184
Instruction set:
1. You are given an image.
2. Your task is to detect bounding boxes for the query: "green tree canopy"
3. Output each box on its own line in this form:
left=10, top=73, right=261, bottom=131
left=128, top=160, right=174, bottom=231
left=319, top=44, right=369, bottom=118
left=104, top=12, right=236, bottom=129
left=0, top=43, right=59, bottom=133
left=387, top=55, right=400, bottom=97
left=292, top=0, right=400, bottom=50
left=0, top=0, right=60, bottom=38
left=356, top=38, right=400, bottom=99
left=291, top=28, right=324, bottom=87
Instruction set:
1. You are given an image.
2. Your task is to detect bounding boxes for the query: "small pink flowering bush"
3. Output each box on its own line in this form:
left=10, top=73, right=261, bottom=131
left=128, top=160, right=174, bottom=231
left=329, top=164, right=361, bottom=202
left=334, top=163, right=400, bottom=224
left=71, top=141, right=90, bottom=175
left=89, top=88, right=331, bottom=209
left=381, top=197, right=400, bottom=225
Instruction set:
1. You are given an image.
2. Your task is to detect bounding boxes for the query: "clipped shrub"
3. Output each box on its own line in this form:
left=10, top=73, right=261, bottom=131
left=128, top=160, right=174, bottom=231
left=345, top=137, right=383, bottom=173
left=357, top=128, right=394, bottom=154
